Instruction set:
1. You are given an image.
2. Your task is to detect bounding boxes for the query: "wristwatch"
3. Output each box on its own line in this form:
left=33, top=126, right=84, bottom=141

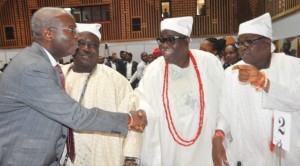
left=124, top=157, right=140, bottom=166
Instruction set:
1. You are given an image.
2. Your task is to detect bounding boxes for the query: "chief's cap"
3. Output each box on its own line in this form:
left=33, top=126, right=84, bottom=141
left=76, top=23, right=101, bottom=40
left=152, top=47, right=161, bottom=58
left=160, top=16, right=193, bottom=37
left=238, top=13, right=272, bottom=39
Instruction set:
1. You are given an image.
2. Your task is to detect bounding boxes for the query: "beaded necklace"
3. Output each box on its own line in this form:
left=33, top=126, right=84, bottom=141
left=162, top=51, right=205, bottom=146
left=66, top=65, right=96, bottom=103
left=62, top=65, right=95, bottom=165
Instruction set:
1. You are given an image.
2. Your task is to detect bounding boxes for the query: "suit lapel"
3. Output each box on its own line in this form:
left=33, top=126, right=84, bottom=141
left=31, top=42, right=62, bottom=87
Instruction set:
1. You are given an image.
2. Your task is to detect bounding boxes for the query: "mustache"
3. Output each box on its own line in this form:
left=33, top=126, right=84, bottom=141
left=80, top=50, right=92, bottom=57
left=161, top=48, right=174, bottom=54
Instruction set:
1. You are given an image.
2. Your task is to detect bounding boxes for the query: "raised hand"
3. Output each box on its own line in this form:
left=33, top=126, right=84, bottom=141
left=232, top=64, right=261, bottom=84
left=128, top=110, right=148, bottom=133
left=232, top=64, right=270, bottom=92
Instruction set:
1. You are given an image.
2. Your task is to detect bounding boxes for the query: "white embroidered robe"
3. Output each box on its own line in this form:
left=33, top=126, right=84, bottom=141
left=136, top=49, right=224, bottom=166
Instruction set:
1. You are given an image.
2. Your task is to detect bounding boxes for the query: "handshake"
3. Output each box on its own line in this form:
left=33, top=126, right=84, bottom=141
left=127, top=110, right=148, bottom=133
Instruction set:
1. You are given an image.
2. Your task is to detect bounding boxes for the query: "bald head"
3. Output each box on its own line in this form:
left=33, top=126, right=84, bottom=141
left=31, top=7, right=74, bottom=37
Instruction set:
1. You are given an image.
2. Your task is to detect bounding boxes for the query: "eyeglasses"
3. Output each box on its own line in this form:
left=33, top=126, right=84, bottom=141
left=78, top=40, right=99, bottom=49
left=156, top=36, right=187, bottom=45
left=48, top=27, right=78, bottom=35
left=235, top=36, right=265, bottom=48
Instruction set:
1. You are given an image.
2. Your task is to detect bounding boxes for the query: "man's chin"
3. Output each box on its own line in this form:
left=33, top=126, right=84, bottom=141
left=163, top=57, right=174, bottom=64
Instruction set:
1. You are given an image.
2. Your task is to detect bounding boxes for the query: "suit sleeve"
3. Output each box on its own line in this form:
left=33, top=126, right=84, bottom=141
left=20, top=63, right=129, bottom=136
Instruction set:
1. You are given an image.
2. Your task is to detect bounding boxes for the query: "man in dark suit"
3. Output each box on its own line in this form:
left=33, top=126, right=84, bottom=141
left=124, top=52, right=138, bottom=81
left=0, top=7, right=147, bottom=166
left=105, top=51, right=126, bottom=77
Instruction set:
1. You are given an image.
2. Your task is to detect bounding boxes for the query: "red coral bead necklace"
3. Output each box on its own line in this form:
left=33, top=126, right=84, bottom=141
left=162, top=51, right=205, bottom=146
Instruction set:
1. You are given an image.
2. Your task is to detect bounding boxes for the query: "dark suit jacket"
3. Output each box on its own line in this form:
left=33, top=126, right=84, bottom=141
left=125, top=61, right=138, bottom=78
left=105, top=59, right=126, bottom=77
left=0, top=42, right=128, bottom=165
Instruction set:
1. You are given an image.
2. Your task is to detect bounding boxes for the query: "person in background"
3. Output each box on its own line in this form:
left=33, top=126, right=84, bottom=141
left=199, top=4, right=206, bottom=16
left=136, top=52, right=148, bottom=80
left=120, top=50, right=128, bottom=62
left=136, top=16, right=224, bottom=165
left=200, top=37, right=226, bottom=63
left=213, top=13, right=300, bottom=166
left=223, top=43, right=240, bottom=69
left=163, top=8, right=169, bottom=18
left=105, top=51, right=126, bottom=76
left=222, top=37, right=241, bottom=69
left=124, top=52, right=138, bottom=81
left=130, top=52, right=148, bottom=89
left=147, top=54, right=154, bottom=63
left=61, top=23, right=142, bottom=166
left=0, top=7, right=147, bottom=165
left=281, top=39, right=294, bottom=56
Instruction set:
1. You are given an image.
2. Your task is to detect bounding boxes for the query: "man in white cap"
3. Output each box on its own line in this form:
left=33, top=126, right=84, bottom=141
left=61, top=23, right=142, bottom=166
left=135, top=16, right=224, bottom=165
left=213, top=13, right=300, bottom=166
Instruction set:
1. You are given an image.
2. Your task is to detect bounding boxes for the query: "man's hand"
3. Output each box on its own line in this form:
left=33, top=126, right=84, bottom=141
left=232, top=64, right=260, bottom=84
left=212, top=136, right=228, bottom=166
left=128, top=110, right=148, bottom=133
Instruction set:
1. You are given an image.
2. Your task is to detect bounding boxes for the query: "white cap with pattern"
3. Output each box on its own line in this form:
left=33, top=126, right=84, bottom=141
left=76, top=23, right=101, bottom=40
left=238, top=13, right=275, bottom=52
left=160, top=16, right=193, bottom=37
left=238, top=13, right=272, bottom=39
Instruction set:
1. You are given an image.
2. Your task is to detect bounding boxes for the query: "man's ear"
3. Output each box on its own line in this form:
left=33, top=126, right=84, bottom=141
left=42, top=28, right=53, bottom=41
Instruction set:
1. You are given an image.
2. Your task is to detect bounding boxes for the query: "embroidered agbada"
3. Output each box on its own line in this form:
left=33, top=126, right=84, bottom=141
left=217, top=53, right=300, bottom=166
left=61, top=64, right=141, bottom=166
left=136, top=49, right=224, bottom=165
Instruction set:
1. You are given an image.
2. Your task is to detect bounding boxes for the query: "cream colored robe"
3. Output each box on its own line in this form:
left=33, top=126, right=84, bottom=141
left=61, top=64, right=141, bottom=166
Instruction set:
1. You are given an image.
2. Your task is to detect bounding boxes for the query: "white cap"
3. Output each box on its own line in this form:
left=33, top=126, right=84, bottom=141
left=76, top=23, right=101, bottom=40
left=238, top=13, right=272, bottom=39
left=160, top=16, right=193, bottom=37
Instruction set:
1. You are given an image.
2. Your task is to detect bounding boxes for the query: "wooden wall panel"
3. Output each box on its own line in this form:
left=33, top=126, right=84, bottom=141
left=127, top=0, right=160, bottom=40
left=0, top=0, right=31, bottom=48
left=101, top=0, right=124, bottom=41
left=265, top=0, right=300, bottom=20
left=1, top=0, right=297, bottom=48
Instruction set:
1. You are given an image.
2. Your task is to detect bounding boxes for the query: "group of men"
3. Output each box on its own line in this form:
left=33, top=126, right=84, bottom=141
left=0, top=7, right=299, bottom=166
left=105, top=50, right=149, bottom=89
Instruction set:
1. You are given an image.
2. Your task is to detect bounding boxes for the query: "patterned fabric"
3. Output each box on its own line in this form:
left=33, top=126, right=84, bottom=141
left=61, top=64, right=141, bottom=166
left=55, top=64, right=75, bottom=163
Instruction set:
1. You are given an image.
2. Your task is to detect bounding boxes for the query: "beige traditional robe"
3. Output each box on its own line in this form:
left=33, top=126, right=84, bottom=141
left=61, top=64, right=141, bottom=166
